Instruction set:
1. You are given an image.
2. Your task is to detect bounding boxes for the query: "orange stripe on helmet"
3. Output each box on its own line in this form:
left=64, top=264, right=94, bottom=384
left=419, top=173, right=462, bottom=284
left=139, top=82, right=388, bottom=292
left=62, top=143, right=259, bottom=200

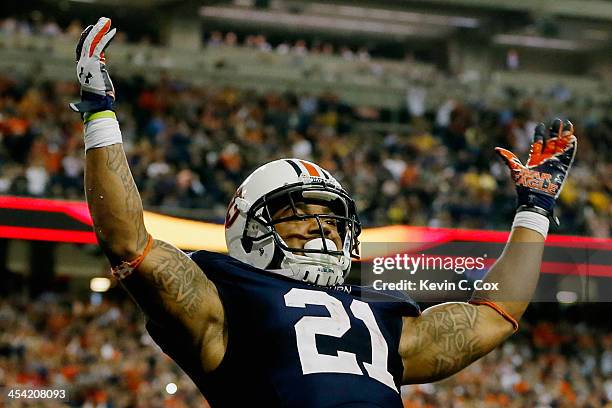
left=299, top=160, right=321, bottom=177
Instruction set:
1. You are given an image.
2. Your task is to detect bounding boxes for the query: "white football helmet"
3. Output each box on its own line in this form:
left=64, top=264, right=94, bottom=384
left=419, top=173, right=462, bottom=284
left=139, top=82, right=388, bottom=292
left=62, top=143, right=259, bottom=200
left=225, top=159, right=361, bottom=286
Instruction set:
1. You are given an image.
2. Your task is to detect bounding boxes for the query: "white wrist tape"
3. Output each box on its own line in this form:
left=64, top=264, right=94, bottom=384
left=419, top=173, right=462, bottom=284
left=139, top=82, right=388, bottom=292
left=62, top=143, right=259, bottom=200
left=512, top=211, right=550, bottom=239
left=84, top=114, right=122, bottom=151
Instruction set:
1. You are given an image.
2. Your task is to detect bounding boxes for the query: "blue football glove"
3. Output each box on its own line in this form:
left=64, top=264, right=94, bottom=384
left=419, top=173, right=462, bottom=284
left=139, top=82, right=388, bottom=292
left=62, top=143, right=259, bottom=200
left=495, top=118, right=577, bottom=225
left=69, top=17, right=116, bottom=113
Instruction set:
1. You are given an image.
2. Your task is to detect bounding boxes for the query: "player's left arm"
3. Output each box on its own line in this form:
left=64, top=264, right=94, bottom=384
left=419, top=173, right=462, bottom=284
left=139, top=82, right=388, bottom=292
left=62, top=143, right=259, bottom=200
left=399, top=301, right=512, bottom=383
left=399, top=119, right=577, bottom=384
left=399, top=228, right=542, bottom=384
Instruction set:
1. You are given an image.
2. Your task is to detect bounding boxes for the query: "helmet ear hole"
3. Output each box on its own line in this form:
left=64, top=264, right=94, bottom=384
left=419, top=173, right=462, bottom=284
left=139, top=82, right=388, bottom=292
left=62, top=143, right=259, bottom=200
left=245, top=218, right=264, bottom=237
left=241, top=237, right=253, bottom=253
left=242, top=218, right=272, bottom=253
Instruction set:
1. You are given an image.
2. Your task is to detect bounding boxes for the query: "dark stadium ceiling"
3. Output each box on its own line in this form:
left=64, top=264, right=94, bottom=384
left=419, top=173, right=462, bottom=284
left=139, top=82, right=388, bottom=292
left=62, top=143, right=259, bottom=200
left=29, top=0, right=612, bottom=50
left=200, top=0, right=482, bottom=39
left=61, top=0, right=612, bottom=21
left=65, top=0, right=178, bottom=4
left=196, top=0, right=612, bottom=49
left=57, top=0, right=612, bottom=21
left=406, top=0, right=612, bottom=21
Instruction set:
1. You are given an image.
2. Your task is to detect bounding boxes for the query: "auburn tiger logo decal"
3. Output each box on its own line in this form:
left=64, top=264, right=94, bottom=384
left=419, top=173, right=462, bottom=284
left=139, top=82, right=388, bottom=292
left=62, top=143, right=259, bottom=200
left=225, top=186, right=244, bottom=229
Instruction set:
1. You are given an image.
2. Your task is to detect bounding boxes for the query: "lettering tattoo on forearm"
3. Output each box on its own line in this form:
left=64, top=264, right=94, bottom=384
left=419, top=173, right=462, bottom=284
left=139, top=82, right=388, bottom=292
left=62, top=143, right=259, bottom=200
left=147, top=241, right=213, bottom=319
left=414, top=303, right=483, bottom=378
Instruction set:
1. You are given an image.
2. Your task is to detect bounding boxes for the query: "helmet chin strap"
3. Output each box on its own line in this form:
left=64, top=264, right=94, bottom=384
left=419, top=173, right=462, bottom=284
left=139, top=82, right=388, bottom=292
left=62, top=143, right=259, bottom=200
left=266, top=237, right=348, bottom=286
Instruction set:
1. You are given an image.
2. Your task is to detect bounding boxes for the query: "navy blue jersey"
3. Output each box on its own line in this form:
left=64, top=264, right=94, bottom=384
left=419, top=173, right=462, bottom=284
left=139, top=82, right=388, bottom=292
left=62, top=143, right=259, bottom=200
left=147, top=250, right=420, bottom=408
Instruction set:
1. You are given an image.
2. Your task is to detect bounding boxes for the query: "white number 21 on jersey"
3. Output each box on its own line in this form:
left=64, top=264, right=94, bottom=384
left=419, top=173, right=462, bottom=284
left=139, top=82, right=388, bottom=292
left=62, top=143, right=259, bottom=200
left=284, top=288, right=397, bottom=392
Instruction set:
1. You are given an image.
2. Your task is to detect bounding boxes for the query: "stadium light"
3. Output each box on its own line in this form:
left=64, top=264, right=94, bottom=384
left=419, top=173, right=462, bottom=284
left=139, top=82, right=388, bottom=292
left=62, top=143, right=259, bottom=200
left=556, top=291, right=578, bottom=304
left=493, top=34, right=584, bottom=51
left=90, top=277, right=111, bottom=293
left=165, top=383, right=178, bottom=395
left=200, top=6, right=421, bottom=36
left=308, top=4, right=480, bottom=28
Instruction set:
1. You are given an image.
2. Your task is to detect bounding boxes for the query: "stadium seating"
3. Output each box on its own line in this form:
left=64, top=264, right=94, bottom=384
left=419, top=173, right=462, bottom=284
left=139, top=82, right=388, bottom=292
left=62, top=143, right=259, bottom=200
left=1, top=295, right=609, bottom=407
left=0, top=71, right=608, bottom=236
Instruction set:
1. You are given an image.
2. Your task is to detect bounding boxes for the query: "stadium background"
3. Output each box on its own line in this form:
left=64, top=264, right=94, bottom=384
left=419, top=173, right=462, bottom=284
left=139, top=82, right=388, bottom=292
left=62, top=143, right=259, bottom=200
left=0, top=0, right=610, bottom=406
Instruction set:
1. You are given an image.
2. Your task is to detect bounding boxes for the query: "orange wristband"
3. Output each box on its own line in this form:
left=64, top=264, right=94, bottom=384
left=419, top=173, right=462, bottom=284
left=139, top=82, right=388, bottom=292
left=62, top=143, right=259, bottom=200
left=111, top=234, right=154, bottom=280
left=469, top=299, right=519, bottom=332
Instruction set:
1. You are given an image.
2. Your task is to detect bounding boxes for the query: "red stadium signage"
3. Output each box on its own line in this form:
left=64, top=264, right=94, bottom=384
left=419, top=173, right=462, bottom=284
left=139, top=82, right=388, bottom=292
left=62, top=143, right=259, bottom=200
left=0, top=195, right=610, bottom=278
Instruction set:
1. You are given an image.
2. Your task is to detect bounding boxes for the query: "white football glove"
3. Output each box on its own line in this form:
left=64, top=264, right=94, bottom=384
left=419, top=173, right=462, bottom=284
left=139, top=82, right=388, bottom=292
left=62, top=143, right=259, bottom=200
left=69, top=17, right=117, bottom=113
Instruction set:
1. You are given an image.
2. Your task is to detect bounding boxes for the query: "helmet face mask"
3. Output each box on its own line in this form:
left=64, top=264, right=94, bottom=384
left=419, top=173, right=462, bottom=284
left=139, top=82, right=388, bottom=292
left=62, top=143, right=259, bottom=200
left=225, top=159, right=361, bottom=286
left=243, top=182, right=361, bottom=262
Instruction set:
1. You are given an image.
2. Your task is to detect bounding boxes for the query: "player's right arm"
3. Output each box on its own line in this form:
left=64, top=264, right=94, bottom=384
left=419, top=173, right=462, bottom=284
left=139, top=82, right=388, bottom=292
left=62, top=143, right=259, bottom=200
left=74, top=18, right=226, bottom=372
left=85, top=146, right=226, bottom=371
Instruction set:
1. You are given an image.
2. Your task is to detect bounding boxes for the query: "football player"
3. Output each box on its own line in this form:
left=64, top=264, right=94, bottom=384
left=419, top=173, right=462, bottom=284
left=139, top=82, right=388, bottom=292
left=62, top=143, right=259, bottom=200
left=73, top=18, right=577, bottom=407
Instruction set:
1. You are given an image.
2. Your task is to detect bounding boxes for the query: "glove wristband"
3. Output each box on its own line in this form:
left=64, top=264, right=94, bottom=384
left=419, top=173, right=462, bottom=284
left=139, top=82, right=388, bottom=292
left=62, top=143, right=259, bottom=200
left=516, top=204, right=560, bottom=228
left=70, top=91, right=114, bottom=113
left=512, top=210, right=550, bottom=239
left=84, top=110, right=122, bottom=151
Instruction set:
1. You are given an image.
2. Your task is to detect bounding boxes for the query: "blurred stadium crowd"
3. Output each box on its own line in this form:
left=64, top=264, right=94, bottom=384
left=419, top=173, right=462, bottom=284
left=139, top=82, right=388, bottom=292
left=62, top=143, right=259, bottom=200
left=205, top=30, right=373, bottom=61
left=1, top=294, right=610, bottom=407
left=0, top=17, right=143, bottom=46
left=0, top=17, right=70, bottom=39
left=0, top=17, right=373, bottom=60
left=0, top=71, right=609, bottom=236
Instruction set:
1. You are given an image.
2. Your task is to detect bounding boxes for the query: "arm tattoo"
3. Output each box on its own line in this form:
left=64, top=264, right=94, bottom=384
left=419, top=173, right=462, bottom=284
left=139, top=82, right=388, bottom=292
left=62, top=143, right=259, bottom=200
left=146, top=241, right=214, bottom=320
left=103, top=145, right=148, bottom=249
left=413, top=303, right=484, bottom=378
left=87, top=146, right=220, bottom=344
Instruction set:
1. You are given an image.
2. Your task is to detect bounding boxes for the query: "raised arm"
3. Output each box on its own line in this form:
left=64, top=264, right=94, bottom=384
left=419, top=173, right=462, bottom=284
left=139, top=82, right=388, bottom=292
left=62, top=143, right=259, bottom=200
left=85, top=146, right=224, bottom=334
left=400, top=119, right=577, bottom=383
left=399, top=227, right=542, bottom=383
left=74, top=18, right=225, bottom=371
